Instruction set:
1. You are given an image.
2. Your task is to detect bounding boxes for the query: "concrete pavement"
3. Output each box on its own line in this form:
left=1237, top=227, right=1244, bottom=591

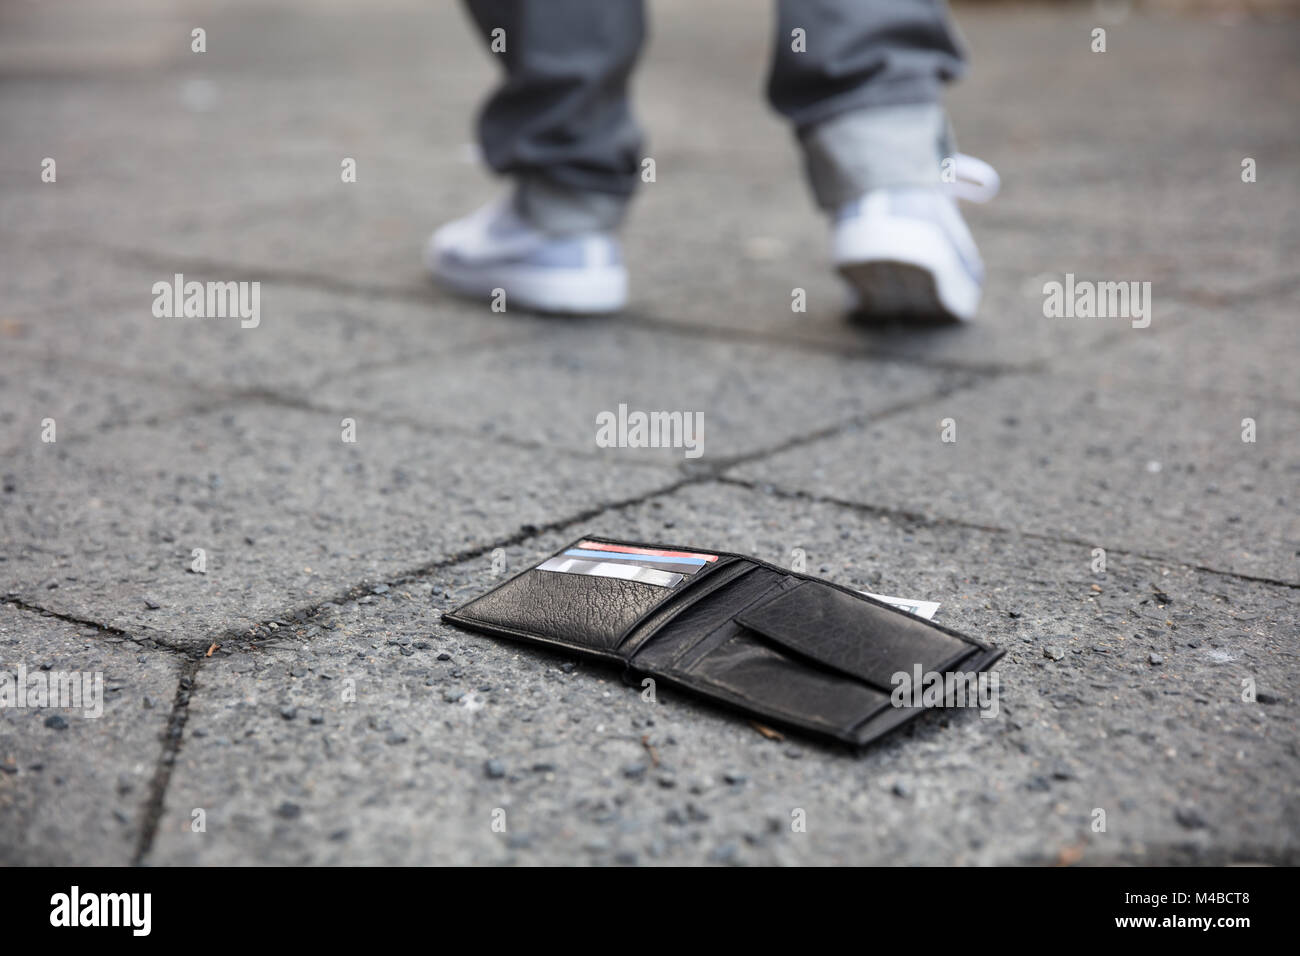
left=1, top=0, right=1297, bottom=865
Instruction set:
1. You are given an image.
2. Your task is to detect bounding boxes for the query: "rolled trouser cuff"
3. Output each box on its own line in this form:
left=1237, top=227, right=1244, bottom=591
left=799, top=102, right=955, bottom=211
left=515, top=175, right=631, bottom=235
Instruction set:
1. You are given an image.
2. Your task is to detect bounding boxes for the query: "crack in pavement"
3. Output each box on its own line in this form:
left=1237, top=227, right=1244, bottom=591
left=717, top=475, right=1300, bottom=591
left=207, top=368, right=1013, bottom=650
left=0, top=597, right=194, bottom=655
left=3, top=363, right=1006, bottom=660
left=132, top=657, right=201, bottom=866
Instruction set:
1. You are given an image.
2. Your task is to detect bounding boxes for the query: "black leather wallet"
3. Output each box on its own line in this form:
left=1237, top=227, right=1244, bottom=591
left=443, top=535, right=1004, bottom=748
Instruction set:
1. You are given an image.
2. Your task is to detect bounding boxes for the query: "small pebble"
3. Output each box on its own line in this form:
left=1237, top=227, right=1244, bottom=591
left=1175, top=806, right=1208, bottom=829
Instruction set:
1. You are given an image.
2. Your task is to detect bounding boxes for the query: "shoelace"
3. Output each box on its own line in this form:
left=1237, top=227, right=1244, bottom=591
left=945, top=153, right=1000, bottom=203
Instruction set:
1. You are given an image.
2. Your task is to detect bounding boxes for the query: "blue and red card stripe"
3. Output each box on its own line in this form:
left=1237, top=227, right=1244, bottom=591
left=564, top=547, right=707, bottom=567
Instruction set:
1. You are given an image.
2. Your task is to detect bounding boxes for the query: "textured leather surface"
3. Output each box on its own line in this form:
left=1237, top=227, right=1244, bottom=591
left=683, top=632, right=892, bottom=733
left=736, top=581, right=969, bottom=690
left=453, top=568, right=671, bottom=653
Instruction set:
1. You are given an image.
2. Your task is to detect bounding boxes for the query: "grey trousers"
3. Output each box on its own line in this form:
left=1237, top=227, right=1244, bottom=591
left=464, top=0, right=966, bottom=232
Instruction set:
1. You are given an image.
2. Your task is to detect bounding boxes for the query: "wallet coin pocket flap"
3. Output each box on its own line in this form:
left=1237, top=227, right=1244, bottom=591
left=674, top=632, right=893, bottom=735
left=734, top=580, right=974, bottom=691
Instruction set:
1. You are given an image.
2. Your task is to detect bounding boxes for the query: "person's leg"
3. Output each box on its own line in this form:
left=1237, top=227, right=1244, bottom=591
left=426, top=0, right=644, bottom=314
left=464, top=0, right=646, bottom=234
left=767, top=0, right=997, bottom=322
left=768, top=0, right=964, bottom=209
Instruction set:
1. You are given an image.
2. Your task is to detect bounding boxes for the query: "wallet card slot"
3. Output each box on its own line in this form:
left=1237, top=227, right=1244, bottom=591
left=628, top=566, right=793, bottom=670
left=445, top=545, right=740, bottom=656
left=617, top=559, right=760, bottom=658
left=734, top=580, right=973, bottom=691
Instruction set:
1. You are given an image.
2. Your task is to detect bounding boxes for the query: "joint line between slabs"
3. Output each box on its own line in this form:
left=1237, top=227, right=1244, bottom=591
left=721, top=477, right=1300, bottom=591
left=0, top=596, right=192, bottom=655
left=131, top=656, right=202, bottom=866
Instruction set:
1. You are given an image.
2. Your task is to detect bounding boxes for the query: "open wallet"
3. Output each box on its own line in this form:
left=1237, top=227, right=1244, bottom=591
left=442, top=536, right=1004, bottom=748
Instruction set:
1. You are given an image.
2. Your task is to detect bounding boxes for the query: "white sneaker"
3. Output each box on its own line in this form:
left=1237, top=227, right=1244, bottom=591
left=425, top=195, right=628, bottom=314
left=835, top=154, right=999, bottom=323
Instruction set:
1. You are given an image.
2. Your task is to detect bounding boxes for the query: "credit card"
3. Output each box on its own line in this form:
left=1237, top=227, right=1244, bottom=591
left=539, top=556, right=684, bottom=588
left=563, top=547, right=707, bottom=574
left=859, top=591, right=941, bottom=620
left=577, top=541, right=718, bottom=563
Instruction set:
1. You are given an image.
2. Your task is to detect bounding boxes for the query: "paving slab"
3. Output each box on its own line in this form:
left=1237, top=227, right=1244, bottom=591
left=314, top=321, right=956, bottom=463
left=0, top=605, right=182, bottom=865
left=0, top=351, right=213, bottom=457
left=732, top=360, right=1300, bottom=583
left=0, top=244, right=156, bottom=322
left=1094, top=301, right=1300, bottom=406
left=0, top=404, right=676, bottom=651
left=147, top=481, right=1298, bottom=865
left=2, top=262, right=527, bottom=395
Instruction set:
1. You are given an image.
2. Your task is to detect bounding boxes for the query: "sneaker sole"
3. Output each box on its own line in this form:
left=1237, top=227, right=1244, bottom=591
left=839, top=260, right=963, bottom=325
